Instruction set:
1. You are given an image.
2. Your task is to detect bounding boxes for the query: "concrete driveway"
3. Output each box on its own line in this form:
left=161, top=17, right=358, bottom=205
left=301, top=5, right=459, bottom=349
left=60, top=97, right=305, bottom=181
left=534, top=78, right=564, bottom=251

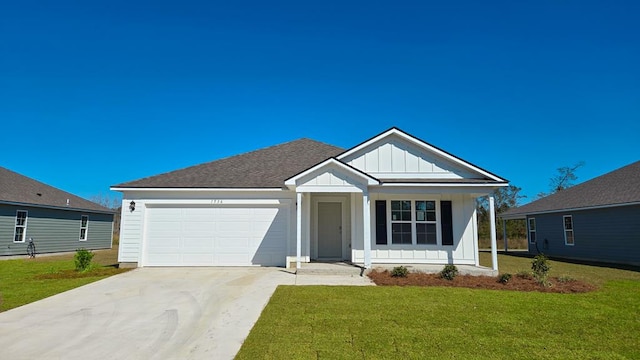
left=0, top=267, right=372, bottom=360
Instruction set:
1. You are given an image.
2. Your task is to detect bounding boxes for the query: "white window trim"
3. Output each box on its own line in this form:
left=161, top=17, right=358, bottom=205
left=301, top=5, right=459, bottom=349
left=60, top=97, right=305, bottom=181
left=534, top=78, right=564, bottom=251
left=563, top=215, right=574, bottom=246
left=528, top=217, right=536, bottom=244
left=387, top=200, right=441, bottom=246
left=79, top=215, right=89, bottom=241
left=13, top=210, right=28, bottom=243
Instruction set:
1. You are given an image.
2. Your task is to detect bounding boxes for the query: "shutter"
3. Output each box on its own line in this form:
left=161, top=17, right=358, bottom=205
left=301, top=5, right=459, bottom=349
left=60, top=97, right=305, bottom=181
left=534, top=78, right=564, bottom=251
left=441, top=201, right=454, bottom=246
left=375, top=200, right=387, bottom=245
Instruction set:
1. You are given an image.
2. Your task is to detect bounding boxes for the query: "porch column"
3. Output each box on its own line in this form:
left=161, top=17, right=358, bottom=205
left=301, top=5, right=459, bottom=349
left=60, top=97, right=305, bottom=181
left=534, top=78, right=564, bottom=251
left=503, top=219, right=508, bottom=253
left=296, top=192, right=302, bottom=269
left=363, top=190, right=372, bottom=268
left=489, top=196, right=498, bottom=271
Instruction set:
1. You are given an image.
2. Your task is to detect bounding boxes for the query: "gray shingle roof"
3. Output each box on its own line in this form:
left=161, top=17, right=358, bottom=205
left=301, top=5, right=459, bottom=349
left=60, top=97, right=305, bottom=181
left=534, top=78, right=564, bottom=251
left=503, top=160, right=640, bottom=218
left=0, top=166, right=114, bottom=213
left=114, top=138, right=345, bottom=188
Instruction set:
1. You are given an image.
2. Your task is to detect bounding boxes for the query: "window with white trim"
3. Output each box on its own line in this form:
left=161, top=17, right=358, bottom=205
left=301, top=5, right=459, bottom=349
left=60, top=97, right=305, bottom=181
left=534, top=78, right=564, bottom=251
left=79, top=215, right=89, bottom=241
left=528, top=218, right=536, bottom=244
left=415, top=200, right=437, bottom=244
left=563, top=215, right=574, bottom=245
left=14, top=210, right=28, bottom=243
left=391, top=200, right=412, bottom=244
left=388, top=200, right=440, bottom=245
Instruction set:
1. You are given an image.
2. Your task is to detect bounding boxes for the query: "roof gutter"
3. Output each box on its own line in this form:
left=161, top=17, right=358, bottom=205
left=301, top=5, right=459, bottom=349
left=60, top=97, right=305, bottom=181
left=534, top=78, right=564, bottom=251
left=110, top=187, right=287, bottom=192
left=0, top=200, right=115, bottom=214
left=502, top=201, right=640, bottom=219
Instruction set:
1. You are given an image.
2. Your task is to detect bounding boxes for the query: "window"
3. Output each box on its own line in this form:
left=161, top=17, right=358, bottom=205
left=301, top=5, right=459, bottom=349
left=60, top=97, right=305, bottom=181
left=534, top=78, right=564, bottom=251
left=528, top=218, right=536, bottom=244
left=563, top=215, right=574, bottom=245
left=388, top=200, right=443, bottom=245
left=415, top=201, right=437, bottom=244
left=14, top=210, right=28, bottom=242
left=391, top=200, right=412, bottom=244
left=375, top=201, right=388, bottom=245
left=79, top=215, right=89, bottom=241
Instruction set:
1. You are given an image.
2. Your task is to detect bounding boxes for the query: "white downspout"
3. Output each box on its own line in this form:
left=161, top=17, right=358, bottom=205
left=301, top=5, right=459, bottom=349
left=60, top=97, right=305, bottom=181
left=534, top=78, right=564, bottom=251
left=489, top=196, right=498, bottom=271
left=296, top=192, right=302, bottom=270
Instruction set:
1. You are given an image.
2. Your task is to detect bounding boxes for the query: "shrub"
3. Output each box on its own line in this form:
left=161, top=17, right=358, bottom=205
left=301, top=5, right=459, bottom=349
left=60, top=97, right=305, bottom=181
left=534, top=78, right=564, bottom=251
left=532, top=254, right=551, bottom=286
left=499, top=273, right=512, bottom=284
left=440, top=265, right=458, bottom=280
left=75, top=248, right=95, bottom=272
left=558, top=275, right=576, bottom=283
left=391, top=266, right=409, bottom=278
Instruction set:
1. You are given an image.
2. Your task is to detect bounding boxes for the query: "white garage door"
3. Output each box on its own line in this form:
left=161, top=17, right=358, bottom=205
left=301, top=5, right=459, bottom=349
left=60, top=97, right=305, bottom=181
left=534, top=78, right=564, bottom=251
left=143, top=206, right=288, bottom=266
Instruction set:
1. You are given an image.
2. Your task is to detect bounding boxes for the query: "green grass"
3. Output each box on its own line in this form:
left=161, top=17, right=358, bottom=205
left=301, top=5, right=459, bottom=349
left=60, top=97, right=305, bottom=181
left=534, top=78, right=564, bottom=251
left=0, top=247, right=130, bottom=312
left=237, top=254, right=640, bottom=359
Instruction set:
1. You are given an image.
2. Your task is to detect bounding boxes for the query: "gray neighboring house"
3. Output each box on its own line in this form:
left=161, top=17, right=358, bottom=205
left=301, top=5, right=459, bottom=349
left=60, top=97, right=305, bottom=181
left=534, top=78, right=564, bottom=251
left=502, top=161, right=640, bottom=266
left=1, top=166, right=114, bottom=256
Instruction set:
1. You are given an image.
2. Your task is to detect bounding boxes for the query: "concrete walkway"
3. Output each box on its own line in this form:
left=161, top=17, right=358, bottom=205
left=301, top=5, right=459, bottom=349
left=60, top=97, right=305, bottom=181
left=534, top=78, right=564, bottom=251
left=0, top=267, right=372, bottom=360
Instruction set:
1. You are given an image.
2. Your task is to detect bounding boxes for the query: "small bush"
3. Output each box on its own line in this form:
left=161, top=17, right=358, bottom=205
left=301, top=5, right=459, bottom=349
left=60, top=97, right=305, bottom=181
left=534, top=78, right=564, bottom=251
left=391, top=266, right=409, bottom=278
left=532, top=254, right=551, bottom=286
left=440, top=265, right=458, bottom=280
left=498, top=273, right=512, bottom=284
left=558, top=275, right=576, bottom=283
left=75, top=248, right=95, bottom=272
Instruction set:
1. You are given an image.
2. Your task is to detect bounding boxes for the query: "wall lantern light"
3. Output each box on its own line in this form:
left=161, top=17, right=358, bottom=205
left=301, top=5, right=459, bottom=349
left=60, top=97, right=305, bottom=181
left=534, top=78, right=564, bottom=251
left=129, top=201, right=136, bottom=212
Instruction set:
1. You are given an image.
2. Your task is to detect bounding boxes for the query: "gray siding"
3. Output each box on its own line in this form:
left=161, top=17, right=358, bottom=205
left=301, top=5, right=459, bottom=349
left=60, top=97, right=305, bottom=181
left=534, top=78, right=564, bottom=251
left=0, top=204, right=113, bottom=256
left=527, top=204, right=640, bottom=265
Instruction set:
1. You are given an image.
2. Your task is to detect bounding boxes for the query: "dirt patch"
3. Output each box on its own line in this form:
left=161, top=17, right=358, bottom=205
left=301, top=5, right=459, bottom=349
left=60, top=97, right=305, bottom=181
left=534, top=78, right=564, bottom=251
left=367, top=270, right=597, bottom=293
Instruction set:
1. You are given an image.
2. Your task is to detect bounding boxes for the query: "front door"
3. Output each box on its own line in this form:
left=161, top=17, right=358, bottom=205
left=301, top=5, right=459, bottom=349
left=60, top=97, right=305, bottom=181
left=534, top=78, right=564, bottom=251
left=317, top=202, right=342, bottom=259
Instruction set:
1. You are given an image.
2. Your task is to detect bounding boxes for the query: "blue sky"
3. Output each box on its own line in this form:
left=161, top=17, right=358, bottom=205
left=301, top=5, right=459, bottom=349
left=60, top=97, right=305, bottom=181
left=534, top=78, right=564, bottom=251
left=1, top=0, right=639, bottom=204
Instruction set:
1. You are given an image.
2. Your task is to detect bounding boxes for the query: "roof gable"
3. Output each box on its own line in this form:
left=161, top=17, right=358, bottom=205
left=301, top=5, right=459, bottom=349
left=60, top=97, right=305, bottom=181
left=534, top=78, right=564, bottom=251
left=114, top=139, right=344, bottom=189
left=337, top=127, right=506, bottom=182
left=285, top=158, right=379, bottom=192
left=0, top=166, right=113, bottom=213
left=503, top=160, right=640, bottom=217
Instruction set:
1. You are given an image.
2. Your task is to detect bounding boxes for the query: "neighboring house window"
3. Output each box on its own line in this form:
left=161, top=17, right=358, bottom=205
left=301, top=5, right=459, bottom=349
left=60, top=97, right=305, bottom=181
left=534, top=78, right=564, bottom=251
left=79, top=215, right=89, bottom=241
left=563, top=215, right=574, bottom=245
left=14, top=210, right=28, bottom=243
left=415, top=200, right=437, bottom=244
left=391, top=200, right=412, bottom=244
left=528, top=218, right=536, bottom=244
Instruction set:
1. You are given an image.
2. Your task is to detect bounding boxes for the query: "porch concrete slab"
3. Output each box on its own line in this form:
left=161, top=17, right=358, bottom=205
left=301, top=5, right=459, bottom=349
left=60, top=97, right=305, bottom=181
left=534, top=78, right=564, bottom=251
left=295, top=274, right=375, bottom=286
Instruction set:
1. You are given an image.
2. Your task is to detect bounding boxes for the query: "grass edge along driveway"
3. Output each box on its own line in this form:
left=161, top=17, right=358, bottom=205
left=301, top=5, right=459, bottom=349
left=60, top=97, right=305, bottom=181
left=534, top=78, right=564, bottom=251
left=238, top=254, right=640, bottom=359
left=0, top=248, right=129, bottom=312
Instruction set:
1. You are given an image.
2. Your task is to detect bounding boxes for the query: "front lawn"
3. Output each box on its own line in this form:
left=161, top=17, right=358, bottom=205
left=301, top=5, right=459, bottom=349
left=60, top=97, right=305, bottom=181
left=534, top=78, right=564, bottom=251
left=237, top=254, right=640, bottom=359
left=0, top=247, right=130, bottom=312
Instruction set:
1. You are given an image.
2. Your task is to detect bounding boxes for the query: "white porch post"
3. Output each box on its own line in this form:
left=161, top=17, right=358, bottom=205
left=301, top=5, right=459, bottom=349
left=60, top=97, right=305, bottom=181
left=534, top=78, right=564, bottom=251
left=503, top=219, right=508, bottom=253
left=489, top=196, right=498, bottom=271
left=296, top=192, right=302, bottom=270
left=363, top=190, right=372, bottom=268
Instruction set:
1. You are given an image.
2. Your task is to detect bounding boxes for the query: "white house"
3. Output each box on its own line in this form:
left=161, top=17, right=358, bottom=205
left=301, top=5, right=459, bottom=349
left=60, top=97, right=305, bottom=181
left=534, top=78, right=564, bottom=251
left=112, top=128, right=507, bottom=270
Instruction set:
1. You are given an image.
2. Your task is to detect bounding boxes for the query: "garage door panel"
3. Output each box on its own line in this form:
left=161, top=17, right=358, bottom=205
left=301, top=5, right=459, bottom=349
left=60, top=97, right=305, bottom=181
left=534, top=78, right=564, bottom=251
left=144, top=205, right=288, bottom=266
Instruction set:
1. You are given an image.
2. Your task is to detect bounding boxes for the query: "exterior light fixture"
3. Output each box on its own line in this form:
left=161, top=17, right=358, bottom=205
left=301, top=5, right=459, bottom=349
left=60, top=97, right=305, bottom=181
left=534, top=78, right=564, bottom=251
left=129, top=201, right=136, bottom=212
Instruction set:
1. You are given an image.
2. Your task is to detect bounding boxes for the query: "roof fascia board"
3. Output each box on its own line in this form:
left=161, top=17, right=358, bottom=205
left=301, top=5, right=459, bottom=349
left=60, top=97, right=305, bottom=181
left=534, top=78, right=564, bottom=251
left=378, top=182, right=509, bottom=188
left=284, top=158, right=379, bottom=186
left=0, top=200, right=115, bottom=214
left=110, top=187, right=287, bottom=192
left=336, top=127, right=507, bottom=182
left=502, top=201, right=640, bottom=219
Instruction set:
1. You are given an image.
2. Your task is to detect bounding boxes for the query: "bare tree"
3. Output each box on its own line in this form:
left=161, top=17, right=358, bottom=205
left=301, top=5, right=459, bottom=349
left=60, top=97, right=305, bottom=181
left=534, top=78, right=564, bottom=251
left=536, top=161, right=585, bottom=199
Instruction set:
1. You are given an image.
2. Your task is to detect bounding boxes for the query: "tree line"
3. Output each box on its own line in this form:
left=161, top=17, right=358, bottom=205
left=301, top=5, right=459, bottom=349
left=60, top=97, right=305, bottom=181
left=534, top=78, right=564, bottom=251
left=477, top=162, right=584, bottom=247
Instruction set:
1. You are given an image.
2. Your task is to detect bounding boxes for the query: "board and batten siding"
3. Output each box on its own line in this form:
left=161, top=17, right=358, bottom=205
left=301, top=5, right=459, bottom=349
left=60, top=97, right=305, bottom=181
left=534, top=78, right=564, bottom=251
left=0, top=204, right=113, bottom=256
left=527, top=204, right=640, bottom=265
left=351, top=193, right=478, bottom=265
left=341, top=136, right=475, bottom=179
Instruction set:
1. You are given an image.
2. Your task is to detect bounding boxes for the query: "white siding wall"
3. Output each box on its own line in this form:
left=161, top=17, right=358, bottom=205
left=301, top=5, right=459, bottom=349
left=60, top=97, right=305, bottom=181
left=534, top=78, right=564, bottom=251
left=343, top=136, right=476, bottom=179
left=118, top=199, right=144, bottom=263
left=351, top=192, right=478, bottom=265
